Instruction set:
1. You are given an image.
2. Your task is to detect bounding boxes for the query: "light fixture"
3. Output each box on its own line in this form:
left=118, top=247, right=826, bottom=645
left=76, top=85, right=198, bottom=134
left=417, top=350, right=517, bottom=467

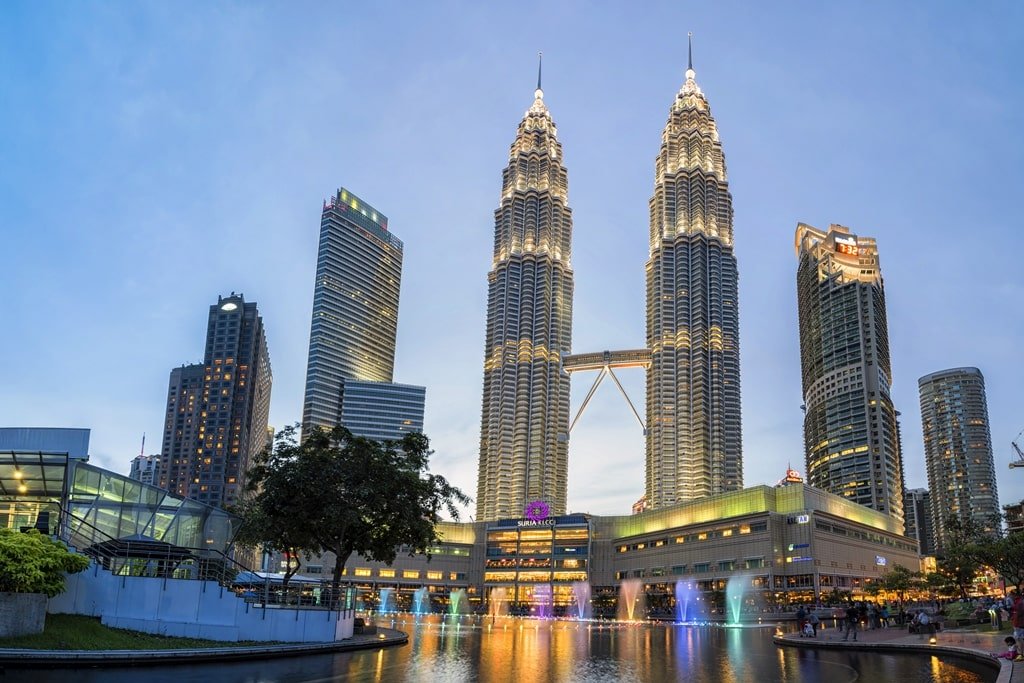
left=929, top=636, right=937, bottom=645
left=220, top=302, right=238, bottom=312
left=18, top=484, right=28, bottom=494
left=13, top=470, right=22, bottom=479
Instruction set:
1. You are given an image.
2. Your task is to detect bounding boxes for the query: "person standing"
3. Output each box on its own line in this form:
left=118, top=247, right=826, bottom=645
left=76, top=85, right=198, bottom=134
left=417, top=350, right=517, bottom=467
left=809, top=611, right=820, bottom=637
left=843, top=602, right=859, bottom=642
left=796, top=605, right=807, bottom=636
left=1012, top=590, right=1024, bottom=642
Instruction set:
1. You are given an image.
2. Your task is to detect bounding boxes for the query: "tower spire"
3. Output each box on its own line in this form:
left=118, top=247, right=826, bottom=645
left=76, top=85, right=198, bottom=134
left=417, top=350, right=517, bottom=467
left=536, top=51, right=543, bottom=93
left=688, top=32, right=693, bottom=71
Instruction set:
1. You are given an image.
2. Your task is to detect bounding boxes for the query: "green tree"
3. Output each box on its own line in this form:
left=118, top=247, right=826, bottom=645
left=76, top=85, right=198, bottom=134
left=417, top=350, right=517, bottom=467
left=239, top=424, right=469, bottom=603
left=879, top=564, right=922, bottom=607
left=0, top=528, right=90, bottom=596
left=973, top=529, right=1024, bottom=593
left=937, top=516, right=989, bottom=600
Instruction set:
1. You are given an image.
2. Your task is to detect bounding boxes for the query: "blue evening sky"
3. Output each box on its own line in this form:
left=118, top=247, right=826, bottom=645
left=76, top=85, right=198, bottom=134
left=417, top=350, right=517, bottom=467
left=2, top=2, right=1022, bottom=519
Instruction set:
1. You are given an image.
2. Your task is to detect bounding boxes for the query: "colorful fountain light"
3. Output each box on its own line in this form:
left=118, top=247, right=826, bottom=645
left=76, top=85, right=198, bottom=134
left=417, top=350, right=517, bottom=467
left=488, top=586, right=510, bottom=617
left=674, top=580, right=698, bottom=623
left=449, top=588, right=467, bottom=616
left=571, top=582, right=591, bottom=620
left=412, top=587, right=430, bottom=615
left=617, top=578, right=645, bottom=621
left=724, top=574, right=747, bottom=626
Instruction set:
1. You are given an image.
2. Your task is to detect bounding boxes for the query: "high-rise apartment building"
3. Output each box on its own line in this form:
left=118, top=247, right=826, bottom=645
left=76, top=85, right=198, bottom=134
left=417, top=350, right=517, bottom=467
left=302, top=188, right=404, bottom=436
left=159, top=293, right=272, bottom=508
left=129, top=454, right=162, bottom=487
left=476, top=73, right=574, bottom=521
left=918, top=367, right=1000, bottom=550
left=338, top=379, right=425, bottom=443
left=903, top=488, right=934, bottom=556
left=795, top=223, right=905, bottom=526
left=645, top=45, right=742, bottom=509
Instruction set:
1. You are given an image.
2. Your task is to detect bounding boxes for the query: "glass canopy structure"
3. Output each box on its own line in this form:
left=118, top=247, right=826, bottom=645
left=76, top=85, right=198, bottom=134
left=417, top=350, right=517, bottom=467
left=0, top=450, right=238, bottom=553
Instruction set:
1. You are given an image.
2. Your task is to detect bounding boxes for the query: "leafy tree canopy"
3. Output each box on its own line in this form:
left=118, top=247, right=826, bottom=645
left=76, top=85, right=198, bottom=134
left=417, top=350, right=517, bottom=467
left=236, top=424, right=470, bottom=596
left=0, top=528, right=90, bottom=596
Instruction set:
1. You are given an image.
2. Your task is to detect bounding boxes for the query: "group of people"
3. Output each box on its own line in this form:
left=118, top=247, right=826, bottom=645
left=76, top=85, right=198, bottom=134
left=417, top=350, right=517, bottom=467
left=992, top=589, right=1024, bottom=659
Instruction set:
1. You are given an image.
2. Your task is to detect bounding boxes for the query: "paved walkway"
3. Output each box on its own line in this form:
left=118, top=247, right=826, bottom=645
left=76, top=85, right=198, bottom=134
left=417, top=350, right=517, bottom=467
left=775, top=624, right=1017, bottom=683
left=0, top=627, right=407, bottom=668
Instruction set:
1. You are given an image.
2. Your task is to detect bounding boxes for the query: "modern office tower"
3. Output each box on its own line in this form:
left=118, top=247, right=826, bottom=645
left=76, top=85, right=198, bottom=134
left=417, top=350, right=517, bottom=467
left=476, top=69, right=574, bottom=522
left=338, top=379, right=425, bottom=442
left=645, top=42, right=742, bottom=509
left=795, top=223, right=905, bottom=526
left=904, top=488, right=934, bottom=556
left=301, top=188, right=404, bottom=437
left=918, top=367, right=1000, bottom=550
left=160, top=293, right=272, bottom=508
left=129, top=454, right=162, bottom=487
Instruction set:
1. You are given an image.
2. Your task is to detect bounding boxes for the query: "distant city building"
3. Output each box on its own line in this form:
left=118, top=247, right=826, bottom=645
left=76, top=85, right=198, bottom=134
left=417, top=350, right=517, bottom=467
left=645, top=43, right=742, bottom=509
left=476, top=71, right=574, bottom=522
left=1005, top=501, right=1024, bottom=535
left=918, top=367, right=1000, bottom=550
left=904, top=488, right=934, bottom=556
left=159, top=293, right=272, bottom=508
left=301, top=188, right=403, bottom=437
left=632, top=495, right=649, bottom=515
left=338, top=379, right=425, bottom=442
left=129, top=454, right=162, bottom=487
left=795, top=223, right=905, bottom=527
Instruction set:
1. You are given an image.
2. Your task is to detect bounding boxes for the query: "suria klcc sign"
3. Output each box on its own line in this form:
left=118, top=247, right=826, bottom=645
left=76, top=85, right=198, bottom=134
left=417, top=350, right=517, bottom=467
left=518, top=500, right=554, bottom=527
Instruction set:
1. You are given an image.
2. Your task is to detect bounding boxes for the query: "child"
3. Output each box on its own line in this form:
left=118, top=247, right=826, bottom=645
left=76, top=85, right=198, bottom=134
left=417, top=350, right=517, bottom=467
left=993, top=636, right=1019, bottom=660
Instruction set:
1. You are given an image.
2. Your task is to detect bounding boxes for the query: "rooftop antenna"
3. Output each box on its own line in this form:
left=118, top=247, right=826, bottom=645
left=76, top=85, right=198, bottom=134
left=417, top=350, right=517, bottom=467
left=139, top=432, right=146, bottom=457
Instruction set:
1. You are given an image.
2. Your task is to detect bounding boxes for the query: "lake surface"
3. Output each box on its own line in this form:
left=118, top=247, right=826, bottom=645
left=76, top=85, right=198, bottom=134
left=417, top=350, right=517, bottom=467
left=6, top=615, right=996, bottom=683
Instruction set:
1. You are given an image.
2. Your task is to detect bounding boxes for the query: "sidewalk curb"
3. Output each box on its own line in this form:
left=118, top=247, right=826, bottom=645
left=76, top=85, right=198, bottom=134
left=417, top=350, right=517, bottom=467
left=774, top=634, right=1010, bottom=683
left=0, top=628, right=408, bottom=668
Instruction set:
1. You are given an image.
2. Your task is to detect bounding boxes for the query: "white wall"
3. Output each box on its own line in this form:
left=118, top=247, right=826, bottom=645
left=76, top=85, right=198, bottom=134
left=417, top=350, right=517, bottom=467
left=50, top=562, right=354, bottom=642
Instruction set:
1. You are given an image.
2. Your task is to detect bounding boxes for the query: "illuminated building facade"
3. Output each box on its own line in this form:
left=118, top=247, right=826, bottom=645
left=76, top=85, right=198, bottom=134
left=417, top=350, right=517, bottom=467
left=645, top=45, right=742, bottom=508
left=302, top=188, right=404, bottom=436
left=308, top=483, right=918, bottom=615
left=795, top=223, right=905, bottom=526
left=918, top=367, right=1000, bottom=550
left=159, top=293, right=273, bottom=508
left=476, top=73, right=574, bottom=521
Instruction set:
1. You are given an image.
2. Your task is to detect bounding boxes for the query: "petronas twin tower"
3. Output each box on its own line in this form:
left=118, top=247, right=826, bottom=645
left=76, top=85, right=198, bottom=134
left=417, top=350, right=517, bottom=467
left=477, top=45, right=741, bottom=521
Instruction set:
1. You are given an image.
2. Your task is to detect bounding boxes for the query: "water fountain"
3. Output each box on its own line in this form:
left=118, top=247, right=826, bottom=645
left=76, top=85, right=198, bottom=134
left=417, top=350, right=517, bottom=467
left=488, top=586, right=509, bottom=617
left=674, top=579, right=699, bottom=623
left=725, top=574, right=747, bottom=625
left=412, top=587, right=430, bottom=615
left=379, top=587, right=394, bottom=613
left=570, top=582, right=591, bottom=620
left=533, top=584, right=553, bottom=618
left=617, top=578, right=645, bottom=621
left=449, top=588, right=467, bottom=616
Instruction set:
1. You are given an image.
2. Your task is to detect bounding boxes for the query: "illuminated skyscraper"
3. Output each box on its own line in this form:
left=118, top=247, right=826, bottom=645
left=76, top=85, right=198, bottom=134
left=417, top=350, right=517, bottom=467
left=302, top=188, right=404, bottom=436
left=795, top=223, right=904, bottom=526
left=476, top=66, right=574, bottom=521
left=918, top=367, right=999, bottom=550
left=160, top=293, right=273, bottom=508
left=645, top=41, right=742, bottom=508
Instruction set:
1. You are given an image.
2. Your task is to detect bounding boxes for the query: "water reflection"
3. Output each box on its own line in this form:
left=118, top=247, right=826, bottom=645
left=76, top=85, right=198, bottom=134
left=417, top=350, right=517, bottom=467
left=2, top=615, right=994, bottom=683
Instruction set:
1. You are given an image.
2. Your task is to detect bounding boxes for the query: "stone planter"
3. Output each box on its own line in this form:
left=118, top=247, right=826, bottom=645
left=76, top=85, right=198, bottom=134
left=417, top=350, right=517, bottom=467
left=0, top=592, right=47, bottom=637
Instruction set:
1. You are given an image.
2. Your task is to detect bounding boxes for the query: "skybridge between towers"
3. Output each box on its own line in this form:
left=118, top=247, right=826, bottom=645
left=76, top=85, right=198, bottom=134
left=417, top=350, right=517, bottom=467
left=561, top=349, right=651, bottom=435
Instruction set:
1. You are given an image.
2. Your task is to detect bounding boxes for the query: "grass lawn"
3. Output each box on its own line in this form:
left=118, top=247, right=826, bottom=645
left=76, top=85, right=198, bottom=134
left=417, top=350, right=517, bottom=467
left=0, top=614, right=272, bottom=650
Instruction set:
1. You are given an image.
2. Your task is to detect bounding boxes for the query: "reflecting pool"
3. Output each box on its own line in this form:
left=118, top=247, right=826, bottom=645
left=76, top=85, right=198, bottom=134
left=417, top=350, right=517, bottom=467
left=4, top=615, right=995, bottom=683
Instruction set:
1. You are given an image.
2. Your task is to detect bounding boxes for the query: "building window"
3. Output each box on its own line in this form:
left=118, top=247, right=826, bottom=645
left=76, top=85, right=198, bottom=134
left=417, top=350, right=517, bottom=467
left=379, top=569, right=395, bottom=578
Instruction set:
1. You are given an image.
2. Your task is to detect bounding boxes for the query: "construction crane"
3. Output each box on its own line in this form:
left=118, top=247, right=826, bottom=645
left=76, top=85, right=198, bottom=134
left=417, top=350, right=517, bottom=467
left=1011, top=429, right=1024, bottom=469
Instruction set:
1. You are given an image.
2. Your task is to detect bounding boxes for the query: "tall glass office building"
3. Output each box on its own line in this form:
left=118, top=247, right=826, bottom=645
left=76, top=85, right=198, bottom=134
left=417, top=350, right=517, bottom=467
left=302, top=188, right=404, bottom=436
left=918, top=367, right=1000, bottom=550
left=645, top=45, right=742, bottom=509
left=795, top=223, right=905, bottom=526
left=339, top=379, right=425, bottom=443
left=477, top=74, right=575, bottom=522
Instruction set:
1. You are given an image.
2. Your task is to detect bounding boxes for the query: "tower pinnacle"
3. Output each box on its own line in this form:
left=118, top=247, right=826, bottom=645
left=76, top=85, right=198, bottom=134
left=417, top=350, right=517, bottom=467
left=688, top=32, right=693, bottom=71
left=535, top=51, right=543, bottom=99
